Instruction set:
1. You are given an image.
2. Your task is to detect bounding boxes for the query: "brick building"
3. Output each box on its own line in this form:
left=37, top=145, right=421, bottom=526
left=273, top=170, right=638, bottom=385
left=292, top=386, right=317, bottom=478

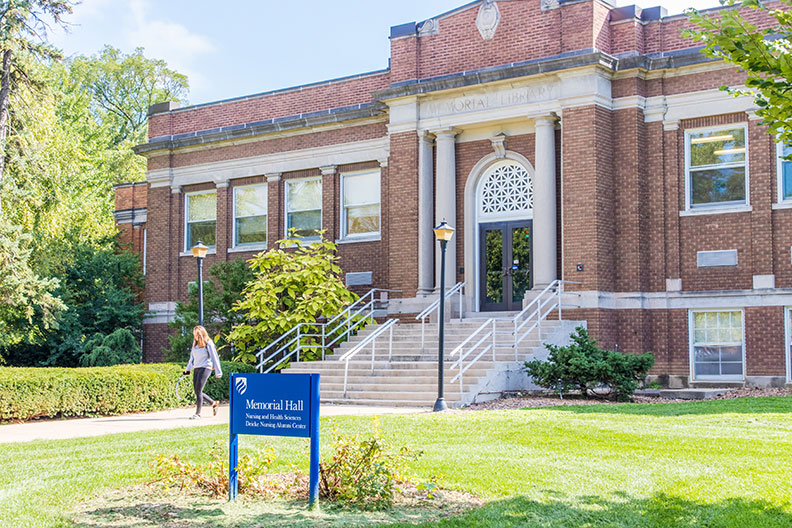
left=129, top=0, right=792, bottom=388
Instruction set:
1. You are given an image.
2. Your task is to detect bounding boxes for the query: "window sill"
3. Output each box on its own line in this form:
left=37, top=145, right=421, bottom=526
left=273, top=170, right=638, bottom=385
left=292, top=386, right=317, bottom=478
left=179, top=249, right=217, bottom=257
left=228, top=244, right=268, bottom=253
left=335, top=235, right=381, bottom=245
left=772, top=202, right=792, bottom=210
left=679, top=205, right=752, bottom=217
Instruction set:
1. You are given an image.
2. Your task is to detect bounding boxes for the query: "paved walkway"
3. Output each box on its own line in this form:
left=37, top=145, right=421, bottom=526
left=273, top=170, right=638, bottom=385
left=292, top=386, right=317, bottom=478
left=0, top=404, right=425, bottom=444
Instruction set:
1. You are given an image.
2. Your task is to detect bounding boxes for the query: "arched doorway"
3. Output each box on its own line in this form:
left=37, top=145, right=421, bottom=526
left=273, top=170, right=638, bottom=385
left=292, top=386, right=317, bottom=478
left=467, top=157, right=535, bottom=312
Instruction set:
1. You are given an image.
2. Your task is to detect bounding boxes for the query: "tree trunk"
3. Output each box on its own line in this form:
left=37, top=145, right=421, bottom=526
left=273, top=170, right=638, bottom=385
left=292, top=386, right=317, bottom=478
left=0, top=48, right=10, bottom=215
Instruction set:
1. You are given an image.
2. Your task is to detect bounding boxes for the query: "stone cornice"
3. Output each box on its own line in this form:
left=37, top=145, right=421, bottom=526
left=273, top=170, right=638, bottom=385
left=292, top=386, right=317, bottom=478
left=374, top=48, right=718, bottom=102
left=135, top=103, right=387, bottom=156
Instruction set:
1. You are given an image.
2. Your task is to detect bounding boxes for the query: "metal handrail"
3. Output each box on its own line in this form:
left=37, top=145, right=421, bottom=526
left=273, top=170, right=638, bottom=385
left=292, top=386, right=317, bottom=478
left=450, top=319, right=497, bottom=398
left=338, top=318, right=399, bottom=396
left=415, top=281, right=466, bottom=352
left=255, top=288, right=401, bottom=373
left=447, top=279, right=580, bottom=405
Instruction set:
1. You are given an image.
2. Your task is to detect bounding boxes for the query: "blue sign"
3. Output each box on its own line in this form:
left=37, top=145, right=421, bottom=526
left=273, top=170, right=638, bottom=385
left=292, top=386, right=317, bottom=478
left=228, top=373, right=320, bottom=506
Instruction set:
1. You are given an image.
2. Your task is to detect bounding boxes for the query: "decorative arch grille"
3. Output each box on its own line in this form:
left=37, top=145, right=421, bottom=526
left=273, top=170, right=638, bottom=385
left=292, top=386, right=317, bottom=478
left=479, top=162, right=533, bottom=216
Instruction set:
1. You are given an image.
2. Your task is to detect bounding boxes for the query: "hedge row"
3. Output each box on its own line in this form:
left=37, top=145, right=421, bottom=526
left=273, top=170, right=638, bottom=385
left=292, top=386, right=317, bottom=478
left=0, top=362, right=256, bottom=422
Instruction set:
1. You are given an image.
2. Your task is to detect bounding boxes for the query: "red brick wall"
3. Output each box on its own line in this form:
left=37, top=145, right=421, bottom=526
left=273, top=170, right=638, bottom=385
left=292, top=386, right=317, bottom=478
left=149, top=73, right=390, bottom=139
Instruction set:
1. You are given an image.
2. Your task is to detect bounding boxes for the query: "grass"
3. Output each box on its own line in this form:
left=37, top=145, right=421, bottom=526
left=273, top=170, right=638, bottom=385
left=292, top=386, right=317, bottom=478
left=1, top=396, right=791, bottom=527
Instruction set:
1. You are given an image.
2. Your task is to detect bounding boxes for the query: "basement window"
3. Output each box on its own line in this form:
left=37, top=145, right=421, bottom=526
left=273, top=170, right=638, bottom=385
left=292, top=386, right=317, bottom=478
left=689, top=310, right=744, bottom=381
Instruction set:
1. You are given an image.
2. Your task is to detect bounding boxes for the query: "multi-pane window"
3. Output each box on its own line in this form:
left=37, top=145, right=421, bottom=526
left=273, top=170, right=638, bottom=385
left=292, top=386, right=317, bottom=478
left=342, top=171, right=380, bottom=237
left=185, top=191, right=217, bottom=250
left=234, top=185, right=267, bottom=246
left=690, top=310, right=744, bottom=380
left=777, top=142, right=792, bottom=203
left=686, top=125, right=747, bottom=209
left=285, top=178, right=322, bottom=239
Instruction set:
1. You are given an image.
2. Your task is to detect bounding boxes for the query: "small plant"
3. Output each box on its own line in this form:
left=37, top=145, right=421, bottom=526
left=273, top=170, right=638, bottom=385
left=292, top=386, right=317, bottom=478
left=524, top=326, right=654, bottom=402
left=149, top=441, right=278, bottom=498
left=319, top=417, right=422, bottom=511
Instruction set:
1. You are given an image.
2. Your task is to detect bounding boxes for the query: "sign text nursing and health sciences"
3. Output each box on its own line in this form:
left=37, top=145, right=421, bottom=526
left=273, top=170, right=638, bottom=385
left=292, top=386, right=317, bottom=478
left=228, top=373, right=320, bottom=506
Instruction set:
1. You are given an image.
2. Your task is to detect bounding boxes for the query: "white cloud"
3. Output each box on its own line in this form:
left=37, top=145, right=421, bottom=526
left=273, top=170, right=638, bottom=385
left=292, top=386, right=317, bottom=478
left=124, top=0, right=215, bottom=98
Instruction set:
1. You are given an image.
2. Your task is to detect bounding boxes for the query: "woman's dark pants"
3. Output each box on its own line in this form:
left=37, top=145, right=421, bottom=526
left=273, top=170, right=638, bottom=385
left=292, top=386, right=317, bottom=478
left=192, top=367, right=214, bottom=414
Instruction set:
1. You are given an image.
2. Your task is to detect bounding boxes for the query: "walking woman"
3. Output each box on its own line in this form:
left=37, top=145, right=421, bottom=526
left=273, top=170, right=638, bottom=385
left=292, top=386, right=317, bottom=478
left=184, top=325, right=223, bottom=419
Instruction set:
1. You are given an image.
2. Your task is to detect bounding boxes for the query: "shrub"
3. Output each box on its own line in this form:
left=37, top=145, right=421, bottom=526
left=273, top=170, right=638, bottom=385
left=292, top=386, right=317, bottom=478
left=0, top=361, right=255, bottom=421
left=166, top=259, right=254, bottom=362
left=227, top=232, right=358, bottom=368
left=150, top=441, right=278, bottom=498
left=524, top=326, right=655, bottom=402
left=80, top=328, right=142, bottom=366
left=319, top=417, right=421, bottom=511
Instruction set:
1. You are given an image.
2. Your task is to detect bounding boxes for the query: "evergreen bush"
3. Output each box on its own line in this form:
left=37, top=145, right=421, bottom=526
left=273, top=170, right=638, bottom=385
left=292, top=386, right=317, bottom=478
left=0, top=362, right=254, bottom=421
left=524, top=327, right=655, bottom=401
left=80, top=328, right=142, bottom=366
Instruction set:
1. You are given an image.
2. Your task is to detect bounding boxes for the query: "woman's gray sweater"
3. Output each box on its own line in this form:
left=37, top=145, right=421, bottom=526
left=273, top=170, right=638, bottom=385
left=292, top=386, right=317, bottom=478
left=186, top=340, right=223, bottom=375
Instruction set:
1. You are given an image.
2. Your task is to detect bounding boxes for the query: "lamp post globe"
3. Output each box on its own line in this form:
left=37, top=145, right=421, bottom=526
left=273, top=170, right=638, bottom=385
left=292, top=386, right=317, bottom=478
left=191, top=241, right=208, bottom=326
left=433, top=221, right=454, bottom=412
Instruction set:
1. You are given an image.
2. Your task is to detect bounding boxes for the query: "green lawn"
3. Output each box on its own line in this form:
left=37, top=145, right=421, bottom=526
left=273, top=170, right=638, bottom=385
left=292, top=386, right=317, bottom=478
left=2, top=397, right=792, bottom=527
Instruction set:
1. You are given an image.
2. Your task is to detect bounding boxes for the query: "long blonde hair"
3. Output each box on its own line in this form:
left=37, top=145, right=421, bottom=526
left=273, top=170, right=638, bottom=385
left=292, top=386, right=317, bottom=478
left=192, top=326, right=212, bottom=348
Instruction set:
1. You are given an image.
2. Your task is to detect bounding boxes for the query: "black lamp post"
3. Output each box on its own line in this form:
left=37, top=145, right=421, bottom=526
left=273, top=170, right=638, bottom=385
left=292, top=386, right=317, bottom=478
left=433, top=220, right=454, bottom=412
left=191, top=241, right=209, bottom=326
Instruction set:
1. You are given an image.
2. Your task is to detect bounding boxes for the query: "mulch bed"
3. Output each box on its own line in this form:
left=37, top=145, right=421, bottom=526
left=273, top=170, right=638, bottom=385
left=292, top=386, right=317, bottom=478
left=462, top=387, right=792, bottom=411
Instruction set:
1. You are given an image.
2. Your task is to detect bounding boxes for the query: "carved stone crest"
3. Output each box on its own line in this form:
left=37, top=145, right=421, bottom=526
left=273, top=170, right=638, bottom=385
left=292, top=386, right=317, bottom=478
left=476, top=0, right=500, bottom=40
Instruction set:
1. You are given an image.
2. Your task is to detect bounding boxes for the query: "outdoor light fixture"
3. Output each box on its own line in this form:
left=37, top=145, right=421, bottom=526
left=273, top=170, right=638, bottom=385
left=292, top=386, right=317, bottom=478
left=191, top=241, right=208, bottom=326
left=433, top=220, right=454, bottom=412
left=433, top=221, right=455, bottom=242
left=191, top=241, right=209, bottom=259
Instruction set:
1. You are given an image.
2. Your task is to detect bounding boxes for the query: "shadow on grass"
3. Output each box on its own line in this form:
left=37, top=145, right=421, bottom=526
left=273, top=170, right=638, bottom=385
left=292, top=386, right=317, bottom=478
left=386, top=492, right=792, bottom=528
left=534, top=396, right=792, bottom=417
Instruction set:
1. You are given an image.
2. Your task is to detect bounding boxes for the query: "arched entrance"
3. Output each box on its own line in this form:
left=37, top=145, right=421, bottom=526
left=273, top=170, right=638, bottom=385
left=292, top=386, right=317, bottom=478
left=464, top=154, right=535, bottom=312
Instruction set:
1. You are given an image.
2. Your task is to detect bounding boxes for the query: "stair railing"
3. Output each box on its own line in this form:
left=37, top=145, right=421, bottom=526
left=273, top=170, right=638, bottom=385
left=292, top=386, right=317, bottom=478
left=449, top=318, right=496, bottom=399
left=512, top=280, right=579, bottom=359
left=336, top=318, right=399, bottom=396
left=446, top=279, right=580, bottom=404
left=255, top=288, right=398, bottom=373
left=415, top=281, right=466, bottom=352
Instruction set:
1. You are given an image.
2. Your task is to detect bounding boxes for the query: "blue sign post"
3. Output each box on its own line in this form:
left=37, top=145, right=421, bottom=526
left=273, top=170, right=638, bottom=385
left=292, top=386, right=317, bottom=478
left=229, top=373, right=320, bottom=507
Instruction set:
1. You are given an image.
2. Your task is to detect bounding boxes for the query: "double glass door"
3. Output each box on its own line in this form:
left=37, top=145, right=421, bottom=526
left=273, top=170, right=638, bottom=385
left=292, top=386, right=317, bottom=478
left=479, top=221, right=532, bottom=311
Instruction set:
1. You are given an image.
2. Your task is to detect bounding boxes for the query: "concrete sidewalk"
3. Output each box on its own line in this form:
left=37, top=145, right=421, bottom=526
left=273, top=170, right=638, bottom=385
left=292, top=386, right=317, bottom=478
left=0, top=404, right=425, bottom=444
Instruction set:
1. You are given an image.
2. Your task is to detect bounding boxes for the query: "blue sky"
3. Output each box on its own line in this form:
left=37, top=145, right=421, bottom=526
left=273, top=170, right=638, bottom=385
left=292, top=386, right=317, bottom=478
left=50, top=0, right=721, bottom=106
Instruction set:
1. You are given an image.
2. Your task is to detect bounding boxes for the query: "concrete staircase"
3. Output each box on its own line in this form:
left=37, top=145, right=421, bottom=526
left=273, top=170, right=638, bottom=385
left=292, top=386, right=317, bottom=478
left=283, top=316, right=583, bottom=408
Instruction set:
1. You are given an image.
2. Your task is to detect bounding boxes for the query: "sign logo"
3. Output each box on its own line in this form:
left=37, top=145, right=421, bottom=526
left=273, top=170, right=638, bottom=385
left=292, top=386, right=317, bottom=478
left=235, top=377, right=247, bottom=396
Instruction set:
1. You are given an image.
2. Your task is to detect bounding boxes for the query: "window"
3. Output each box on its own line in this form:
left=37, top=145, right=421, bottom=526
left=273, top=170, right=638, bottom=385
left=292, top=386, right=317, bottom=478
left=342, top=170, right=380, bottom=238
left=234, top=185, right=268, bottom=246
left=777, top=141, right=792, bottom=203
left=185, top=191, right=216, bottom=250
left=285, top=177, right=322, bottom=239
left=690, top=310, right=744, bottom=380
left=686, top=125, right=748, bottom=209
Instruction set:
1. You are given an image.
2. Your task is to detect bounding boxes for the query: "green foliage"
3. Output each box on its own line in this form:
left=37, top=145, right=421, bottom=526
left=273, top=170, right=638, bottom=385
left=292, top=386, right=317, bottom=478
left=1, top=241, right=144, bottom=367
left=0, top=361, right=254, bottom=421
left=80, top=328, right=141, bottom=367
left=0, top=217, right=64, bottom=351
left=319, top=417, right=421, bottom=511
left=685, top=0, right=792, bottom=146
left=228, top=234, right=357, bottom=367
left=150, top=441, right=279, bottom=498
left=166, top=259, right=254, bottom=362
left=524, top=327, right=655, bottom=402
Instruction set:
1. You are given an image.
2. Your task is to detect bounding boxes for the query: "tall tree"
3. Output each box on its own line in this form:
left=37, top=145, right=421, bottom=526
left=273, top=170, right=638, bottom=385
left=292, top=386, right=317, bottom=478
left=685, top=0, right=792, bottom=144
left=0, top=0, right=73, bottom=209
